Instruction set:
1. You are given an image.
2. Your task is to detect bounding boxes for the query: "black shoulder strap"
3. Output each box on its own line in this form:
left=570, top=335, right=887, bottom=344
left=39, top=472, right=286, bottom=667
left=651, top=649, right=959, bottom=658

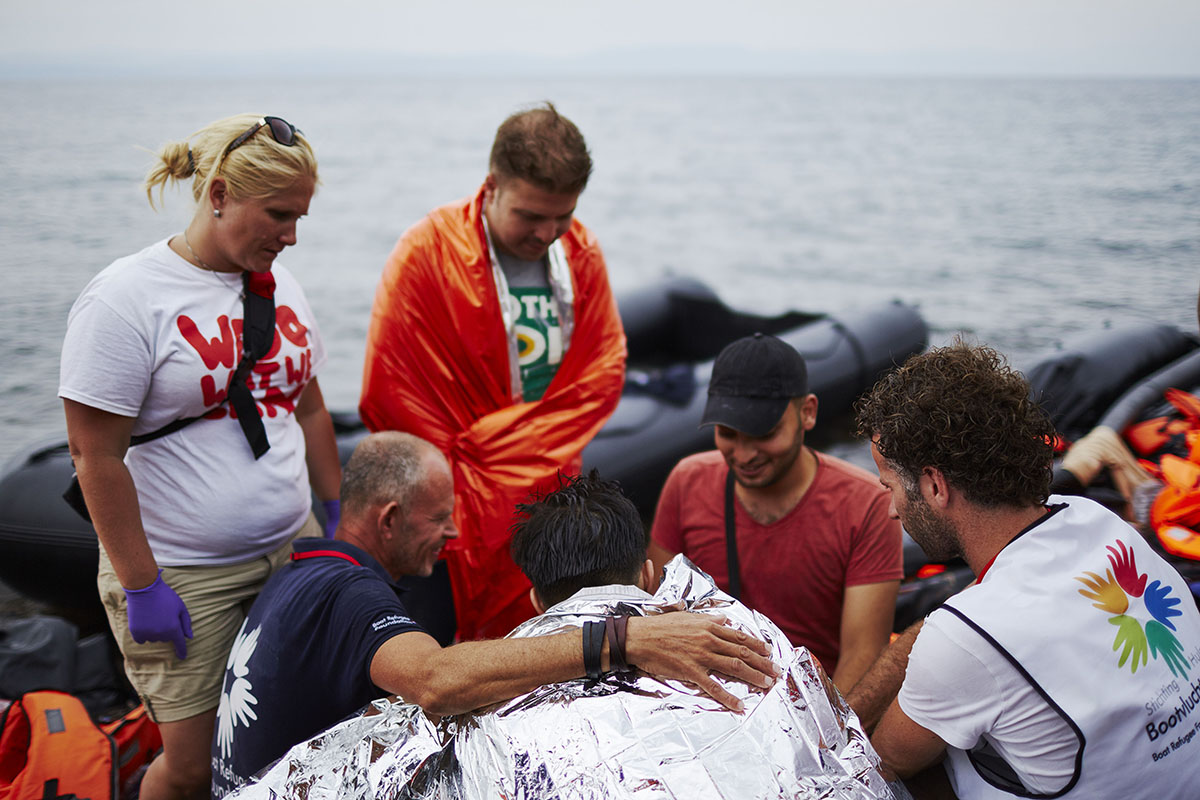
left=128, top=270, right=274, bottom=455
left=128, top=408, right=220, bottom=447
left=228, top=273, right=275, bottom=458
left=724, top=469, right=742, bottom=599
left=126, top=350, right=253, bottom=447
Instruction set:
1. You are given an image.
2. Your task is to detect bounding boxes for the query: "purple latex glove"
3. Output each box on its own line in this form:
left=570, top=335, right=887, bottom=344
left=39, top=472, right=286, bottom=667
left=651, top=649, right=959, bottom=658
left=124, top=570, right=193, bottom=659
left=321, top=498, right=341, bottom=538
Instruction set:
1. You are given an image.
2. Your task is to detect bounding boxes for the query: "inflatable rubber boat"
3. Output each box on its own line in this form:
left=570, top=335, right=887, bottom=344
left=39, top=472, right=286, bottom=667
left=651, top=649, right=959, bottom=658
left=0, top=278, right=928, bottom=616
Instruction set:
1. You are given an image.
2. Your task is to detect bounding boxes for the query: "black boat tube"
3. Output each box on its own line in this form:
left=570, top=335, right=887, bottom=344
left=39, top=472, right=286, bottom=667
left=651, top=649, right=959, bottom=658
left=1097, top=347, right=1200, bottom=433
left=1024, top=323, right=1198, bottom=441
left=0, top=281, right=927, bottom=610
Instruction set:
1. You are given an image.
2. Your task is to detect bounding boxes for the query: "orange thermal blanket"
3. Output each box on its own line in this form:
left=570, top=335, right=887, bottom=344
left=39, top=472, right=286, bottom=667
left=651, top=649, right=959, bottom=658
left=360, top=187, right=626, bottom=639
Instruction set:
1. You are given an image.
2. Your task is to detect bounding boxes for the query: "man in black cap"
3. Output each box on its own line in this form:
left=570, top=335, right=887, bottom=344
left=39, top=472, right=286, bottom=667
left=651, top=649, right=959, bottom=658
left=649, top=333, right=903, bottom=693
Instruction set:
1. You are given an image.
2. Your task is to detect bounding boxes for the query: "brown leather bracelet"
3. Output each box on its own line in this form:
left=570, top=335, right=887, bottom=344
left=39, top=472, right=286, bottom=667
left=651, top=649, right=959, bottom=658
left=606, top=615, right=630, bottom=672
left=604, top=616, right=620, bottom=672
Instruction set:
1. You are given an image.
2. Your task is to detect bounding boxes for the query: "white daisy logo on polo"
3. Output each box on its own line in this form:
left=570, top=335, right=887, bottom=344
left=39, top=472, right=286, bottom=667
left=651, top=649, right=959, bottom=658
left=216, top=622, right=262, bottom=758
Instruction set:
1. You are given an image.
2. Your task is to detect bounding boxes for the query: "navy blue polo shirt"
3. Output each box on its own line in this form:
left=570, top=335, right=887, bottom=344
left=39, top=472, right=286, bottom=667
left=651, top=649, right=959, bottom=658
left=210, top=538, right=425, bottom=796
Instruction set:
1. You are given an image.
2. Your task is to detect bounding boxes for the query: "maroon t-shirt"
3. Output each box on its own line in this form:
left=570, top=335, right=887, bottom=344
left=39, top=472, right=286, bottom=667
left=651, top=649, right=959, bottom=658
left=651, top=449, right=902, bottom=674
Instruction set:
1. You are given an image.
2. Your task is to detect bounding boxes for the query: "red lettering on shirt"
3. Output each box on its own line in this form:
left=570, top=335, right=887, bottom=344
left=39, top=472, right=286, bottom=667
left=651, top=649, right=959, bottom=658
left=187, top=305, right=313, bottom=422
left=178, top=315, right=236, bottom=369
left=200, top=372, right=230, bottom=406
left=253, top=361, right=281, bottom=390
left=277, top=305, right=308, bottom=347
left=259, top=382, right=305, bottom=417
left=285, top=350, right=312, bottom=386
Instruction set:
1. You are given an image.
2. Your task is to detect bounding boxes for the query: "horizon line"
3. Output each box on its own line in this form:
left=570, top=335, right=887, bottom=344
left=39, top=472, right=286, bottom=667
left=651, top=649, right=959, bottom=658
left=3, top=45, right=1197, bottom=80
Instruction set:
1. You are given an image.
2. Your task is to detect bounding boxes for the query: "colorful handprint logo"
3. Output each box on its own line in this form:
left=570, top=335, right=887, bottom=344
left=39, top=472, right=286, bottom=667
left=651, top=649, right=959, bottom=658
left=1075, top=540, right=1189, bottom=679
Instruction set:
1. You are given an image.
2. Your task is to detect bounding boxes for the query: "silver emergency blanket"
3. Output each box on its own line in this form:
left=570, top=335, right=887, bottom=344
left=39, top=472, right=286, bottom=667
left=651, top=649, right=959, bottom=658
left=232, top=557, right=905, bottom=799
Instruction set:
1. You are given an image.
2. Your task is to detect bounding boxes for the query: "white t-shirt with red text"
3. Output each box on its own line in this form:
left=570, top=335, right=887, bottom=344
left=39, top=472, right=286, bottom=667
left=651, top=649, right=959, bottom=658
left=59, top=238, right=326, bottom=565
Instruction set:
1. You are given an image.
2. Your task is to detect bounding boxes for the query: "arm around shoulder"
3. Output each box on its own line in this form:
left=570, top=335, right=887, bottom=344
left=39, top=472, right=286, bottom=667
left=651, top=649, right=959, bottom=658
left=369, top=628, right=586, bottom=716
left=369, top=612, right=779, bottom=717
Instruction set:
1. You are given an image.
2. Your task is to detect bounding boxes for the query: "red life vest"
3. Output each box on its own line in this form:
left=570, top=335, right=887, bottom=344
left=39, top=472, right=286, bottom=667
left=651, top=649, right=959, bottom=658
left=1139, top=389, right=1200, bottom=559
left=99, top=704, right=161, bottom=791
left=0, top=691, right=116, bottom=800
left=1126, top=387, right=1200, bottom=458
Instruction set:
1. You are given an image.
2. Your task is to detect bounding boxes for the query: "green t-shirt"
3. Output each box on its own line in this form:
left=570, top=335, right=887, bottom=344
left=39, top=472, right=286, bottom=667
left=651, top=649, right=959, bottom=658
left=510, top=287, right=561, bottom=402
left=495, top=250, right=562, bottom=402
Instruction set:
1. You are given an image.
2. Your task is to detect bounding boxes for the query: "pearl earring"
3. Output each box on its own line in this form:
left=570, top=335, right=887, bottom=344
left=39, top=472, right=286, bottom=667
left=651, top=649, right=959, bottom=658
left=213, top=209, right=222, bottom=219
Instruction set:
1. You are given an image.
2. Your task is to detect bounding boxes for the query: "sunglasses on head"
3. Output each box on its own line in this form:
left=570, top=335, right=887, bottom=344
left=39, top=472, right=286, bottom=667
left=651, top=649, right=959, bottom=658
left=223, top=116, right=302, bottom=158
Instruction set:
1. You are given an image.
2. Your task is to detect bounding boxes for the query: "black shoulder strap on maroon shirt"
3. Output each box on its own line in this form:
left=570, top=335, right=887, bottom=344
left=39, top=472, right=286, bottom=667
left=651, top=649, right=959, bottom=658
left=724, top=469, right=742, bottom=599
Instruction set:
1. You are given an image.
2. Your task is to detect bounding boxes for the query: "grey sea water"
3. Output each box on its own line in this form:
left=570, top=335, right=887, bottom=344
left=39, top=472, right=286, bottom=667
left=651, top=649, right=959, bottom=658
left=1, top=76, right=1198, bottom=470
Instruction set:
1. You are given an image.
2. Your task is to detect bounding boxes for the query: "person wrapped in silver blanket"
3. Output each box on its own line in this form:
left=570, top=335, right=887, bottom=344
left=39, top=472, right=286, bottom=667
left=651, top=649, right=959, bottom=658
left=233, top=472, right=904, bottom=800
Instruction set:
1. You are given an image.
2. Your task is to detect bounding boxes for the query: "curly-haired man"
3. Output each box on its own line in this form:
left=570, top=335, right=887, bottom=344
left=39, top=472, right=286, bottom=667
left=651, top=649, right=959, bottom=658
left=849, top=342, right=1200, bottom=800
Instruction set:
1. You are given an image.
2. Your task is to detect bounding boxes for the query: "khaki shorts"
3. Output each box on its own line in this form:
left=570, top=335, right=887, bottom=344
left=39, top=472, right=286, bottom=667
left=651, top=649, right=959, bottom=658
left=97, top=512, right=321, bottom=723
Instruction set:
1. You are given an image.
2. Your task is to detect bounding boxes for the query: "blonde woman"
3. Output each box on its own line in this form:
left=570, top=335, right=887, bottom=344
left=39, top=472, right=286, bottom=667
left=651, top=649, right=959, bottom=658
left=60, top=114, right=341, bottom=799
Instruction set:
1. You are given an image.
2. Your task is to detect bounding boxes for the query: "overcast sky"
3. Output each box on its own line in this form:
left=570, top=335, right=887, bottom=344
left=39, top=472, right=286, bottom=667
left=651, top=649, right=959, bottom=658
left=3, top=0, right=1198, bottom=77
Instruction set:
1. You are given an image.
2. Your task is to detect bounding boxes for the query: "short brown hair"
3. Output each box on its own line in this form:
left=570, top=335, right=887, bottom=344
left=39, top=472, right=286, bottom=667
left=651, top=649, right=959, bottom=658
left=489, top=102, right=592, bottom=195
left=855, top=342, right=1055, bottom=508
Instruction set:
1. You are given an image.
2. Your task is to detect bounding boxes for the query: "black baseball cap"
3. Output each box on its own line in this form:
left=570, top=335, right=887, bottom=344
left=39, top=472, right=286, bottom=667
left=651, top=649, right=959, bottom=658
left=700, top=333, right=809, bottom=437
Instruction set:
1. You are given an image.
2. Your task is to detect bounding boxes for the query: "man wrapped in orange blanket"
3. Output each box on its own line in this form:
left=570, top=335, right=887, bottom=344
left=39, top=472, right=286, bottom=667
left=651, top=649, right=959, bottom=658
left=360, top=104, right=625, bottom=640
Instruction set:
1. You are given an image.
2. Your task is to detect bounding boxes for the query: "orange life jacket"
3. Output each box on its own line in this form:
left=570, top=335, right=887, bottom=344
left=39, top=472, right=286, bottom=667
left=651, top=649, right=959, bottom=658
left=1126, top=387, right=1200, bottom=457
left=99, top=704, right=161, bottom=790
left=1144, top=389, right=1200, bottom=559
left=0, top=691, right=116, bottom=800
